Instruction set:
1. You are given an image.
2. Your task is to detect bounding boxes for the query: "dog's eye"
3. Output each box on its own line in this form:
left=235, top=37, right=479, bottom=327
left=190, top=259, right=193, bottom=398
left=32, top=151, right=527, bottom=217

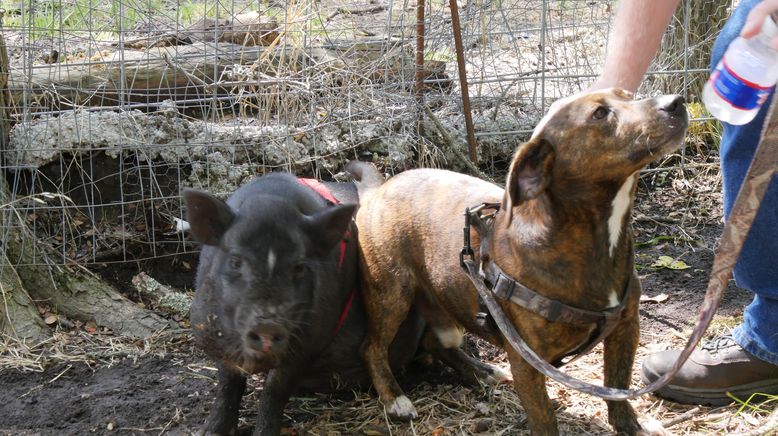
left=592, top=106, right=610, bottom=120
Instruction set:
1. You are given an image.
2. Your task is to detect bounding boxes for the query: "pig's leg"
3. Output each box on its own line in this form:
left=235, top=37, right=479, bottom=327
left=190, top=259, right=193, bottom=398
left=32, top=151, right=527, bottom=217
left=203, top=363, right=247, bottom=435
left=253, top=366, right=300, bottom=435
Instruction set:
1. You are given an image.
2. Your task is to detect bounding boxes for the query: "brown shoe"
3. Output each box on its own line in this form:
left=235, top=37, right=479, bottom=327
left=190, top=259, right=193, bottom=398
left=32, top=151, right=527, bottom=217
left=641, top=335, right=778, bottom=405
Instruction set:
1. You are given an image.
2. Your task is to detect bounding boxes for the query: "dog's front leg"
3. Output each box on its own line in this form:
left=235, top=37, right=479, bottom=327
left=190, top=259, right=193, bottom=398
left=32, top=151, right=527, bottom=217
left=506, top=348, right=559, bottom=435
left=603, top=277, right=641, bottom=435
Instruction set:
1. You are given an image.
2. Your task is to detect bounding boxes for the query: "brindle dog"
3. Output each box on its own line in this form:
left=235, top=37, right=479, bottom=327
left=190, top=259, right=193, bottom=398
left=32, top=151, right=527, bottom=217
left=347, top=88, right=688, bottom=435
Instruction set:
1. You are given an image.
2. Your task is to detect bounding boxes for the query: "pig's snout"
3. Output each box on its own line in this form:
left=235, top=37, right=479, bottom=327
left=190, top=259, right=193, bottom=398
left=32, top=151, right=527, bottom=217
left=244, top=321, right=289, bottom=355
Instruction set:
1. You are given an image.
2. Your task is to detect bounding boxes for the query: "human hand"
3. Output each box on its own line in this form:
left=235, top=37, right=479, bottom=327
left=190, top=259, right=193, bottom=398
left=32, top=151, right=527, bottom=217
left=741, top=0, right=778, bottom=50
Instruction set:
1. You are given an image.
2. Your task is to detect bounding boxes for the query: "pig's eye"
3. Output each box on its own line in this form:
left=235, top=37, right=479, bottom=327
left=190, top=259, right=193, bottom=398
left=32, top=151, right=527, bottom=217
left=592, top=106, right=610, bottom=120
left=293, top=263, right=309, bottom=278
left=228, top=256, right=242, bottom=270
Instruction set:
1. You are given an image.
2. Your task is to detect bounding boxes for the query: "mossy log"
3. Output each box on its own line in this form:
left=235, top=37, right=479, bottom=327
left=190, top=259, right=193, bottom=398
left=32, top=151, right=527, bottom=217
left=0, top=176, right=178, bottom=342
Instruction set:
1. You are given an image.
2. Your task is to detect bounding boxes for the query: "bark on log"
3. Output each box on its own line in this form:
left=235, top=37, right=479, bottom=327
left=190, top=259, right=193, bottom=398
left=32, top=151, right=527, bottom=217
left=5, top=38, right=443, bottom=112
left=0, top=12, right=45, bottom=342
left=8, top=42, right=340, bottom=110
left=0, top=228, right=48, bottom=342
left=132, top=272, right=191, bottom=318
left=123, top=12, right=279, bottom=49
left=0, top=176, right=177, bottom=340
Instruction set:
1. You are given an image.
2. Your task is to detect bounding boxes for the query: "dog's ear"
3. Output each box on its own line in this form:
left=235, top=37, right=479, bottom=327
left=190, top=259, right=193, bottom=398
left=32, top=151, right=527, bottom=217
left=182, top=188, right=236, bottom=245
left=505, top=137, right=555, bottom=207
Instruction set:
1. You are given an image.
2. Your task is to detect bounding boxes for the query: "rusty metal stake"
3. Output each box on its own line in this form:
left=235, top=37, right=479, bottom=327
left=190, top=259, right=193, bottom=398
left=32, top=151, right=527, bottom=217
left=415, top=0, right=426, bottom=141
left=448, top=0, right=478, bottom=164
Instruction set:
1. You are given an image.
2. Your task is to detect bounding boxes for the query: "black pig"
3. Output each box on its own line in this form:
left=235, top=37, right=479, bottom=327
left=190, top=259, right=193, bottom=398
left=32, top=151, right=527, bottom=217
left=184, top=172, right=422, bottom=435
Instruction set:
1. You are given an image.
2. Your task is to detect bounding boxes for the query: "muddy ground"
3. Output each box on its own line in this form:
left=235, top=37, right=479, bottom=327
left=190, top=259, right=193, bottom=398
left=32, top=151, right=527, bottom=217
left=2, top=157, right=772, bottom=436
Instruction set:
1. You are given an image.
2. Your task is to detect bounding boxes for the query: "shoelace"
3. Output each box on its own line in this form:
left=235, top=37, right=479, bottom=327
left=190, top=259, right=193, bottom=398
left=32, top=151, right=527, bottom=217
left=701, top=334, right=738, bottom=352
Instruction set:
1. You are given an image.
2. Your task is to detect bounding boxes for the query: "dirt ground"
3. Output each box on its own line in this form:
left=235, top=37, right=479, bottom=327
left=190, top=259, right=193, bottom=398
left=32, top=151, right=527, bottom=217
left=2, top=155, right=775, bottom=436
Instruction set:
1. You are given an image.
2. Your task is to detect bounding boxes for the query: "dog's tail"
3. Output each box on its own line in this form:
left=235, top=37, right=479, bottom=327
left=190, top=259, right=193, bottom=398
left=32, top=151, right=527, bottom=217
left=345, top=160, right=384, bottom=200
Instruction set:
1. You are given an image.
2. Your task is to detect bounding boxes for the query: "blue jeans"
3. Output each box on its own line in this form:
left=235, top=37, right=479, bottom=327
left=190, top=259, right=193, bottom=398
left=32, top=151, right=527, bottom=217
left=711, top=0, right=778, bottom=366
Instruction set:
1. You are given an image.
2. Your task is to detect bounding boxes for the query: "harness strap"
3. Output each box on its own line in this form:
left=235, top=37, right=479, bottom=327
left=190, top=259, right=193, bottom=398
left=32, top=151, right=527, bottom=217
left=297, top=178, right=355, bottom=337
left=483, top=260, right=626, bottom=326
left=297, top=178, right=340, bottom=205
left=482, top=258, right=635, bottom=366
left=463, top=203, right=631, bottom=361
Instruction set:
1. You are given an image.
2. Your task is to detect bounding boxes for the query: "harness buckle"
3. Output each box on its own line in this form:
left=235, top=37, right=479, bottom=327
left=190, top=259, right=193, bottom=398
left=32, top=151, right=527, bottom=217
left=460, top=207, right=475, bottom=270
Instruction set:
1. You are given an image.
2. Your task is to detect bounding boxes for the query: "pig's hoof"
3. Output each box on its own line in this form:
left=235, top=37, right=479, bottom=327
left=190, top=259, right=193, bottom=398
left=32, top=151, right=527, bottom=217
left=386, top=395, right=418, bottom=421
left=485, top=364, right=512, bottom=384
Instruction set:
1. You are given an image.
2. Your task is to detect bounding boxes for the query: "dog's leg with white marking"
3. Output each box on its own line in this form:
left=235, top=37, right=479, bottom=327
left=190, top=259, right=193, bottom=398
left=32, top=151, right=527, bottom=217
left=604, top=273, right=642, bottom=435
left=360, top=274, right=418, bottom=420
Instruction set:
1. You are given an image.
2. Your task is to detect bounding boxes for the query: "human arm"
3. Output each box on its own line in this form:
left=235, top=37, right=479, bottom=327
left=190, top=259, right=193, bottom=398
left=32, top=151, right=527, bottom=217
left=589, top=0, right=681, bottom=93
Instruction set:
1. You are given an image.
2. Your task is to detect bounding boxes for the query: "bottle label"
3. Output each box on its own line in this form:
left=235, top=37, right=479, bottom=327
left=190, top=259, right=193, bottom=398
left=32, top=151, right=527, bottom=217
left=709, top=58, right=775, bottom=110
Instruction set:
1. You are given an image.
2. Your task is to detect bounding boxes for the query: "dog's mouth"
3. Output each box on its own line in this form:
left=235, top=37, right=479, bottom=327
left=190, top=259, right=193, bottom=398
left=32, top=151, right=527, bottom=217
left=628, top=132, right=686, bottom=164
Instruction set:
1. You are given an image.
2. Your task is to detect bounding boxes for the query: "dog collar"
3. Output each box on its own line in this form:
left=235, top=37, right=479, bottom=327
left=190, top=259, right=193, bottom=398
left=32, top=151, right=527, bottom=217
left=460, top=202, right=635, bottom=367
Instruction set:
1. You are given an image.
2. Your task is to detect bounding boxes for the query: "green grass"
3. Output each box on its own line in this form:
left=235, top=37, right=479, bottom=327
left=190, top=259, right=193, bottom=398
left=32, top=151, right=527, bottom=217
left=425, top=48, right=454, bottom=62
left=4, top=0, right=208, bottom=39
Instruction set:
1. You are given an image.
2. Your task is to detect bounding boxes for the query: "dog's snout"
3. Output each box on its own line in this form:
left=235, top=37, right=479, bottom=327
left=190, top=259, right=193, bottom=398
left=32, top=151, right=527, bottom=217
left=658, top=95, right=686, bottom=115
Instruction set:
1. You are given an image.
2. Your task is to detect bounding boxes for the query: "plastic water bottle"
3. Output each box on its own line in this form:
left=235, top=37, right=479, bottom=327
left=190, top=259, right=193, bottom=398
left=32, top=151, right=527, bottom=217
left=702, top=15, right=778, bottom=125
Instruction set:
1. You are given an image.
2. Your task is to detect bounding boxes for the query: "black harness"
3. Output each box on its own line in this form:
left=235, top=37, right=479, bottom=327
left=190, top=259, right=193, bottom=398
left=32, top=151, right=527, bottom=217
left=459, top=202, right=637, bottom=367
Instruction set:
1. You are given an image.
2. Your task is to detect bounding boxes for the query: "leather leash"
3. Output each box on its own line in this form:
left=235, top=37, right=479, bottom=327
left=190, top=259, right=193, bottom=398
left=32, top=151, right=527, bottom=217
left=461, top=97, right=778, bottom=400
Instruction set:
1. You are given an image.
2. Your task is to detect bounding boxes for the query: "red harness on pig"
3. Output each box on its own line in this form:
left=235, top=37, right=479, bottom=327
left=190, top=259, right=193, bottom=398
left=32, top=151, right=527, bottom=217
left=297, top=178, right=355, bottom=337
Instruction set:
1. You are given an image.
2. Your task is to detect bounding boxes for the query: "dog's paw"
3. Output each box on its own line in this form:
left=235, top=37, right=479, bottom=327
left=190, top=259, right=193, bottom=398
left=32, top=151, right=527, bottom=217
left=484, top=364, right=513, bottom=384
left=637, top=417, right=668, bottom=436
left=386, top=395, right=418, bottom=421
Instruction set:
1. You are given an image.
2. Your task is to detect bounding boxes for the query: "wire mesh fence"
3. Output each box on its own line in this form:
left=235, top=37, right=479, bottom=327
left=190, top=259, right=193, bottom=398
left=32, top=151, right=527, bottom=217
left=0, top=0, right=730, bottom=268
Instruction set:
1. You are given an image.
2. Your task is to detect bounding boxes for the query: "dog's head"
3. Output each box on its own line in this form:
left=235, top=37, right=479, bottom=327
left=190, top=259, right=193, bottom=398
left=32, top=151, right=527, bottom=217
left=505, top=88, right=688, bottom=210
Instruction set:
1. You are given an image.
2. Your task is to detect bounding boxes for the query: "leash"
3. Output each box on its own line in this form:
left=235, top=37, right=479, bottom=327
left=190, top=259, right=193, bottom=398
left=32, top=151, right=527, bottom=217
left=459, top=97, right=778, bottom=399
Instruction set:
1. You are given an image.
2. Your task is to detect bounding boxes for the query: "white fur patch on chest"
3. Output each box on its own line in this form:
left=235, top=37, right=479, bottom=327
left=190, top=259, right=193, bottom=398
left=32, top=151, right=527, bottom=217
left=607, top=174, right=637, bottom=257
left=608, top=287, right=620, bottom=308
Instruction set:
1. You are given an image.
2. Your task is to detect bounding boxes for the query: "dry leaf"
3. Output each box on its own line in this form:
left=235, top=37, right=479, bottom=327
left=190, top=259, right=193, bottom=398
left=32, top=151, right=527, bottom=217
left=640, top=293, right=670, bottom=304
left=85, top=321, right=98, bottom=333
left=44, top=314, right=59, bottom=325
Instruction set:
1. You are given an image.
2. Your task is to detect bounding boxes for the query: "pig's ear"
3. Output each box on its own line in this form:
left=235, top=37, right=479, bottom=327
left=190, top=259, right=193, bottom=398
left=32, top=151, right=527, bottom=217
left=304, top=204, right=357, bottom=256
left=182, top=188, right=236, bottom=245
left=505, top=137, right=555, bottom=208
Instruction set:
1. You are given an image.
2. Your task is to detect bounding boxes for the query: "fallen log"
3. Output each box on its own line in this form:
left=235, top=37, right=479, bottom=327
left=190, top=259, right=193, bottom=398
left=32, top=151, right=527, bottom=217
left=7, top=37, right=449, bottom=113
left=7, top=42, right=340, bottom=111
